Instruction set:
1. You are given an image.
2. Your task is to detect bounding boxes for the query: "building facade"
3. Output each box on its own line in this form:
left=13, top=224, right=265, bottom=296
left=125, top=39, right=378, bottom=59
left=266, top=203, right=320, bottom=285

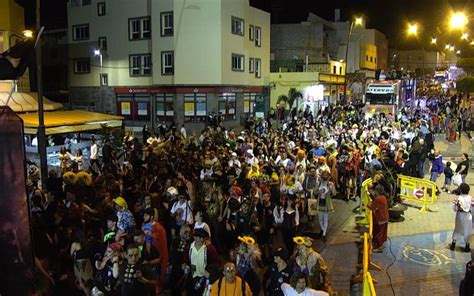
left=67, top=0, right=270, bottom=130
left=392, top=49, right=447, bottom=76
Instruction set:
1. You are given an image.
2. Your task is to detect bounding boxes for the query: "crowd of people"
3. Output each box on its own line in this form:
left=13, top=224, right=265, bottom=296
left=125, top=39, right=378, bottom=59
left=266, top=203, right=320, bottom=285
left=26, top=92, right=473, bottom=296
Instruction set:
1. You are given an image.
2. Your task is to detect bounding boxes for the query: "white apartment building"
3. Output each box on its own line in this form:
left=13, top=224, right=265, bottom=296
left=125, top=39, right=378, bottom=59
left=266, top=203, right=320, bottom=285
left=67, top=0, right=270, bottom=130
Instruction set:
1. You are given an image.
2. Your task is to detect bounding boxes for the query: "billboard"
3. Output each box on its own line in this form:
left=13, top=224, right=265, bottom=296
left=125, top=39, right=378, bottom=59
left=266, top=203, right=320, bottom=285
left=0, top=106, right=34, bottom=296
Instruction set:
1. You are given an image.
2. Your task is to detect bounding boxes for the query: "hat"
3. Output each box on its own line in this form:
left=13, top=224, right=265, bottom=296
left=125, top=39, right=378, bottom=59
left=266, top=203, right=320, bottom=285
left=113, top=197, right=128, bottom=209
left=108, top=242, right=123, bottom=252
left=230, top=185, right=242, bottom=196
left=274, top=247, right=289, bottom=260
left=238, top=235, right=255, bottom=245
left=293, top=236, right=313, bottom=247
left=193, top=228, right=209, bottom=238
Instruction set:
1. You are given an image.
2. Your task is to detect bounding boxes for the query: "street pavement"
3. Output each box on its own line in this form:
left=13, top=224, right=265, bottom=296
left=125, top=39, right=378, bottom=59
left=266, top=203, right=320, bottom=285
left=319, top=136, right=474, bottom=296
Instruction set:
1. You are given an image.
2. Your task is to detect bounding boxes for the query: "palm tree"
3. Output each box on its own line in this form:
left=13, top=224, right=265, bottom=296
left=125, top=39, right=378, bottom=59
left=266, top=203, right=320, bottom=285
left=276, top=88, right=302, bottom=111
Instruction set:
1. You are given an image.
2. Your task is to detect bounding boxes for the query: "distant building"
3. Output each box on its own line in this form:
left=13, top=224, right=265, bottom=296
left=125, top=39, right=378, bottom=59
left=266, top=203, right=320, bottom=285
left=391, top=49, right=447, bottom=76
left=67, top=0, right=270, bottom=130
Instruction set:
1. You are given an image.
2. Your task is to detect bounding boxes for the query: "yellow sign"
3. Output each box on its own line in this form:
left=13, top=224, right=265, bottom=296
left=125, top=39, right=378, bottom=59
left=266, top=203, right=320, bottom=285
left=121, top=102, right=131, bottom=115
left=244, top=100, right=250, bottom=113
left=184, top=102, right=195, bottom=116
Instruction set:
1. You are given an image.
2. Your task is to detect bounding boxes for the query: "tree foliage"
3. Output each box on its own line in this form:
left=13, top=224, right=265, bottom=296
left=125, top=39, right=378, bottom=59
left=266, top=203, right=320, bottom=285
left=457, top=58, right=474, bottom=75
left=456, top=76, right=474, bottom=93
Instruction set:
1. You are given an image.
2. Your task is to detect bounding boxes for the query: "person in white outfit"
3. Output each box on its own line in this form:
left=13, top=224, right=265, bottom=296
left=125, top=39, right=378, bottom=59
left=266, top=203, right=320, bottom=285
left=90, top=138, right=99, bottom=171
left=450, top=183, right=472, bottom=252
left=281, top=273, right=329, bottom=296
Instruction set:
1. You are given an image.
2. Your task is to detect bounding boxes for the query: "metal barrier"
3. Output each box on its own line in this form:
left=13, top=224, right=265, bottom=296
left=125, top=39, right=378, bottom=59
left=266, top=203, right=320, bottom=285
left=356, top=178, right=372, bottom=226
left=397, top=174, right=437, bottom=212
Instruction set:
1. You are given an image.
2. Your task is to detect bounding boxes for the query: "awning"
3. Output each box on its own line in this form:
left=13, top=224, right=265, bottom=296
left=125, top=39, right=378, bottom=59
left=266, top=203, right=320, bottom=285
left=0, top=91, right=63, bottom=112
left=19, top=110, right=123, bottom=135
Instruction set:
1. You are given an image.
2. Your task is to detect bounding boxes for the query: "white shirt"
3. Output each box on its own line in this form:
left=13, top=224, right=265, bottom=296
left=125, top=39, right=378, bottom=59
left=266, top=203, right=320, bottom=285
left=456, top=194, right=472, bottom=212
left=280, top=283, right=329, bottom=296
left=90, top=143, right=98, bottom=160
left=171, top=200, right=193, bottom=225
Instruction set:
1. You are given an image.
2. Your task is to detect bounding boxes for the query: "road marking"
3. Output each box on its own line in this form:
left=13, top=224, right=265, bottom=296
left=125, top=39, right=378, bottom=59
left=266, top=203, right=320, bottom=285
left=402, top=245, right=456, bottom=266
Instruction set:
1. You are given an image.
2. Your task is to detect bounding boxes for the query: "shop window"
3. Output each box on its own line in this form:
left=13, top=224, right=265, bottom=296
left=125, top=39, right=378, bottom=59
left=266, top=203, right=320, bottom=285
left=218, top=93, right=236, bottom=120
left=156, top=94, right=174, bottom=122
left=184, top=93, right=207, bottom=122
left=243, top=93, right=256, bottom=118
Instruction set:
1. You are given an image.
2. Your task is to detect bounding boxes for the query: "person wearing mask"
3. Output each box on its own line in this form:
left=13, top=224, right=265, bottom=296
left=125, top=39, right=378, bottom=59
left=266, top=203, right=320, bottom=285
left=210, top=262, right=251, bottom=296
left=450, top=183, right=472, bottom=252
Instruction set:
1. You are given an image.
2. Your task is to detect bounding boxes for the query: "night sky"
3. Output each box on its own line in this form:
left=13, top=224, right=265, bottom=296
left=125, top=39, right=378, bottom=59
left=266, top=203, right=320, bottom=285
left=17, top=0, right=474, bottom=49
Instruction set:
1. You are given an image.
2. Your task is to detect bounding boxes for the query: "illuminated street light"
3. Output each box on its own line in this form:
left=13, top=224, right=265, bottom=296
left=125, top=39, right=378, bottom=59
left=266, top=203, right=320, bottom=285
left=445, top=44, right=451, bottom=49
left=462, top=32, right=469, bottom=40
left=431, top=37, right=437, bottom=44
left=450, top=12, right=468, bottom=29
left=355, top=17, right=363, bottom=26
left=456, top=50, right=461, bottom=54
left=22, top=30, right=33, bottom=38
left=450, top=46, right=455, bottom=51
left=471, top=41, right=474, bottom=46
left=407, top=23, right=418, bottom=36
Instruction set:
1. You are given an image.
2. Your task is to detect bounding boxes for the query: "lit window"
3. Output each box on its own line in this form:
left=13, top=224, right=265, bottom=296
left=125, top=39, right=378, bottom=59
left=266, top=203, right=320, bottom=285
left=232, top=54, right=244, bottom=71
left=74, top=58, right=90, bottom=73
left=100, top=73, right=108, bottom=86
left=129, top=17, right=151, bottom=40
left=231, top=17, right=244, bottom=36
left=161, top=12, right=173, bottom=36
left=161, top=51, right=174, bottom=75
left=129, top=54, right=152, bottom=76
left=72, top=24, right=89, bottom=41
left=249, top=57, right=254, bottom=73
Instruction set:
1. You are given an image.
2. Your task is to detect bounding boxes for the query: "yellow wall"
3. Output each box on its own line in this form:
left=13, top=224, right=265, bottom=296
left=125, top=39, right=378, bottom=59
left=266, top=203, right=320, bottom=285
left=360, top=43, right=377, bottom=70
left=269, top=72, right=319, bottom=107
left=0, top=0, right=24, bottom=33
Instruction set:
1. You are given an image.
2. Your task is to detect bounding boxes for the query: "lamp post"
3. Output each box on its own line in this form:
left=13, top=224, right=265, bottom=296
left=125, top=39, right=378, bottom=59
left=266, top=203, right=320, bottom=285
left=36, top=0, right=48, bottom=187
left=94, top=49, right=103, bottom=112
left=343, top=17, right=363, bottom=104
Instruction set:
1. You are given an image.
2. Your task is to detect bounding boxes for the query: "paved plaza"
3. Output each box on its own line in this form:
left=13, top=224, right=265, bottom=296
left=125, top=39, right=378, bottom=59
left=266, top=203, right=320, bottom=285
left=320, top=136, right=474, bottom=296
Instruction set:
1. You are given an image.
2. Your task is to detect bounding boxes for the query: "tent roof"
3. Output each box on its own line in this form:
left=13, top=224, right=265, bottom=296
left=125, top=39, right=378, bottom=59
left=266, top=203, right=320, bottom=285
left=0, top=91, right=63, bottom=112
left=19, top=110, right=123, bottom=135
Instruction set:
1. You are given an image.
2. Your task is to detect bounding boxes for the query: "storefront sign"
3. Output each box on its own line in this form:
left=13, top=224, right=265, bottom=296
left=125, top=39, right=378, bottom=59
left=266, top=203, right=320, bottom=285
left=255, top=95, right=265, bottom=118
left=184, top=102, right=195, bottom=116
left=137, top=102, right=148, bottom=116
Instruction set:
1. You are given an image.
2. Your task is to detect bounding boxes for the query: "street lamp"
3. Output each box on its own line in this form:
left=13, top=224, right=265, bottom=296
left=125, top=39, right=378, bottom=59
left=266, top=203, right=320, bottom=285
left=431, top=37, right=437, bottom=44
left=94, top=49, right=104, bottom=111
left=407, top=23, right=418, bottom=36
left=450, top=12, right=468, bottom=30
left=461, top=32, right=469, bottom=40
left=343, top=16, right=364, bottom=104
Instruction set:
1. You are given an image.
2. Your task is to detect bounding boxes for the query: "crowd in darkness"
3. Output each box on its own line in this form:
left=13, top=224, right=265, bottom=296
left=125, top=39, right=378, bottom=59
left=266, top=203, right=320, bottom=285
left=27, top=93, right=472, bottom=296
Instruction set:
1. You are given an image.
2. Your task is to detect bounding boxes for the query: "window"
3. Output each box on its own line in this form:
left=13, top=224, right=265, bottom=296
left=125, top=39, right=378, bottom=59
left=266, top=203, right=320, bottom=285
left=160, top=12, right=173, bottom=36
left=129, top=54, right=152, bottom=76
left=255, top=58, right=261, bottom=78
left=218, top=93, right=236, bottom=120
left=97, top=2, right=105, bottom=16
left=366, top=55, right=368, bottom=61
left=243, top=93, right=257, bottom=117
left=161, top=51, right=174, bottom=75
left=255, top=26, right=261, bottom=46
left=370, top=56, right=373, bottom=62
left=129, top=17, right=151, bottom=40
left=100, top=73, right=108, bottom=86
left=72, top=24, right=89, bottom=41
left=249, top=25, right=254, bottom=41
left=74, top=58, right=90, bottom=73
left=249, top=57, right=254, bottom=73
left=232, top=54, right=244, bottom=71
left=98, top=37, right=107, bottom=51
left=184, top=93, right=207, bottom=122
left=339, top=66, right=342, bottom=74
left=156, top=94, right=174, bottom=121
left=231, top=16, right=244, bottom=36
left=333, top=65, right=336, bottom=74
